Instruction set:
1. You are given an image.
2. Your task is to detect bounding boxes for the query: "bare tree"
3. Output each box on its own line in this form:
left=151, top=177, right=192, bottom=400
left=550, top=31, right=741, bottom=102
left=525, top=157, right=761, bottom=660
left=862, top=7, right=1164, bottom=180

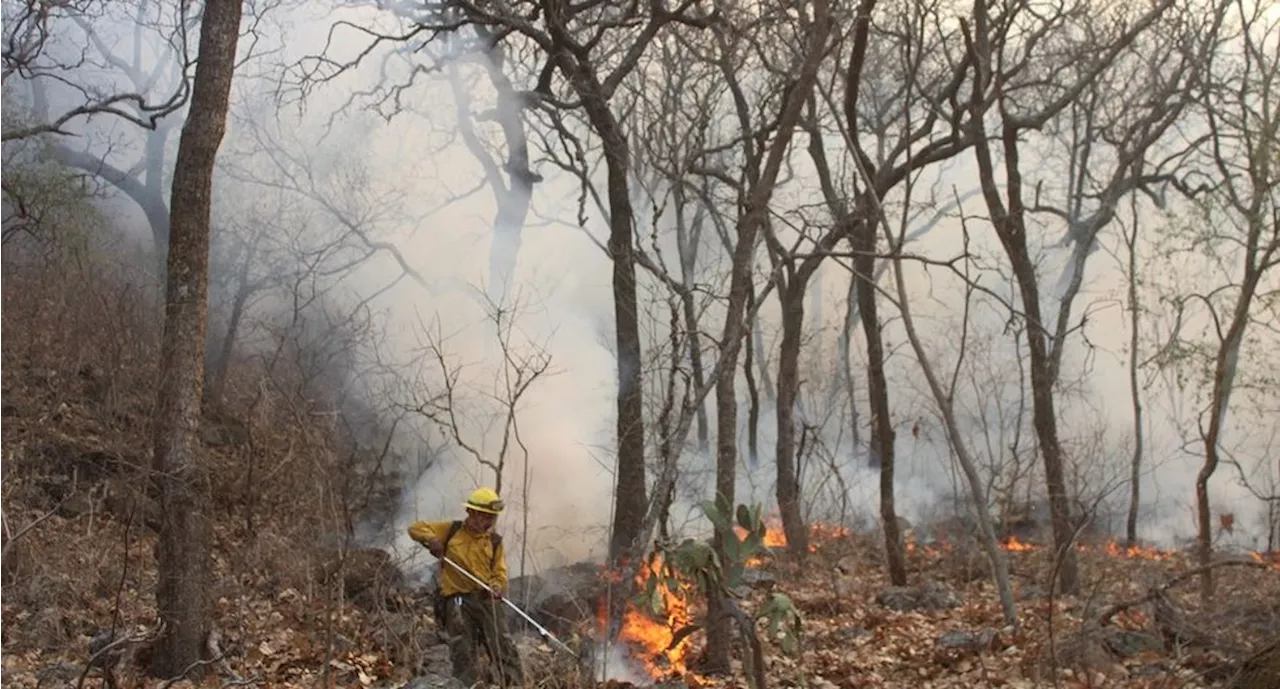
left=150, top=0, right=243, bottom=678
left=1150, top=0, right=1280, bottom=600
left=1117, top=194, right=1147, bottom=549
left=403, top=291, right=553, bottom=494
left=405, top=0, right=719, bottom=560
left=1, top=0, right=191, bottom=142
left=629, top=36, right=719, bottom=453
left=962, top=0, right=1180, bottom=595
left=862, top=174, right=1019, bottom=624
left=790, top=0, right=997, bottom=582
left=691, top=0, right=836, bottom=668
left=22, top=0, right=193, bottom=249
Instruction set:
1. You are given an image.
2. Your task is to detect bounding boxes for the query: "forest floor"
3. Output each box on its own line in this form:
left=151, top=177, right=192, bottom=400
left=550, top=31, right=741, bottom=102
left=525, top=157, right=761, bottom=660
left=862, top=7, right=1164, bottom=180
left=3, top=485, right=1279, bottom=689
left=2, top=356, right=1279, bottom=689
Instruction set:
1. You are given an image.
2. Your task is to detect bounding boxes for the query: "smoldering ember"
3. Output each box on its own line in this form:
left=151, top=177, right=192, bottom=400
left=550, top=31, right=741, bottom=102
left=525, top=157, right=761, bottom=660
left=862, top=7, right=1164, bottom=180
left=2, top=0, right=1279, bottom=688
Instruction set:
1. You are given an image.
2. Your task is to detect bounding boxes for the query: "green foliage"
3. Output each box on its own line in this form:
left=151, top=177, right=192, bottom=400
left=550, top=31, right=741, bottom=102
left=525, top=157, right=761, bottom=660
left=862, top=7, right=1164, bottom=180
left=652, top=499, right=804, bottom=661
left=1, top=142, right=100, bottom=252
left=696, top=498, right=769, bottom=590
left=758, top=593, right=802, bottom=655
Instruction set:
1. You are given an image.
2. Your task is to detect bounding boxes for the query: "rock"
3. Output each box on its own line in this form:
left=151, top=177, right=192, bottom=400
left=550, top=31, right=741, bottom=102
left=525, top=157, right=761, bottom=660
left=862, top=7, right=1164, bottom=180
left=1128, top=662, right=1170, bottom=678
left=875, top=580, right=961, bottom=612
left=56, top=491, right=98, bottom=518
left=1017, top=583, right=1048, bottom=601
left=936, top=629, right=1002, bottom=654
left=834, top=576, right=857, bottom=599
left=78, top=364, right=112, bottom=403
left=101, top=478, right=162, bottom=533
left=1102, top=630, right=1164, bottom=658
left=507, top=562, right=608, bottom=636
left=834, top=626, right=868, bottom=640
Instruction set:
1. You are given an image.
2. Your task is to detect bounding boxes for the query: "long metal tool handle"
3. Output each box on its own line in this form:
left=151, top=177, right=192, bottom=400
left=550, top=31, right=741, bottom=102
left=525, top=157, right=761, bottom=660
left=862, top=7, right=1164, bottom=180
left=440, top=554, right=578, bottom=657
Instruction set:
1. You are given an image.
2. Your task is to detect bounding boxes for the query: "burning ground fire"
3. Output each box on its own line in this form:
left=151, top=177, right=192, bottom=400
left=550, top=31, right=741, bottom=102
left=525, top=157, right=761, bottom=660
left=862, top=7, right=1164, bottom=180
left=604, top=553, right=699, bottom=682
left=598, top=520, right=848, bottom=684
left=596, top=520, right=1280, bottom=685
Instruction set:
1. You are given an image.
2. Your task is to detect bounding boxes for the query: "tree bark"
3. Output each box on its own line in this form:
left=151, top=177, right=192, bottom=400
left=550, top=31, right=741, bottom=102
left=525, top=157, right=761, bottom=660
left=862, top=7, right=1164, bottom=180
left=675, top=202, right=710, bottom=452
left=206, top=241, right=256, bottom=405
left=704, top=1, right=833, bottom=667
left=563, top=72, right=647, bottom=564
left=150, top=0, right=243, bottom=678
left=775, top=279, right=810, bottom=556
left=1197, top=273, right=1260, bottom=600
left=1123, top=211, right=1144, bottom=549
left=852, top=217, right=906, bottom=585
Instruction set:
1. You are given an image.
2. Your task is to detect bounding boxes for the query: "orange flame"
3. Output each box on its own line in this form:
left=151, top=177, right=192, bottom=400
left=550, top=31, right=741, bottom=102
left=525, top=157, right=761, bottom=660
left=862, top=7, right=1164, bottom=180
left=604, top=554, right=705, bottom=683
left=1002, top=535, right=1038, bottom=552
left=1250, top=551, right=1280, bottom=570
left=735, top=519, right=851, bottom=564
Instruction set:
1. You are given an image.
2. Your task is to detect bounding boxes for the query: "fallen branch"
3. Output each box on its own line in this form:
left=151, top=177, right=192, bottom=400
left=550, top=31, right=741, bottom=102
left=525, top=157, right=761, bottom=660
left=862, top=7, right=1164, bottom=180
left=1096, top=558, right=1272, bottom=627
left=76, top=623, right=165, bottom=689
left=154, top=626, right=264, bottom=688
left=2, top=487, right=77, bottom=559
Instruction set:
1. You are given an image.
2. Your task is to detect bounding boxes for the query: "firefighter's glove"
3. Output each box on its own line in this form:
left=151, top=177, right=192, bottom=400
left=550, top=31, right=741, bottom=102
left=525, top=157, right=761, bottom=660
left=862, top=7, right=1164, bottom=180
left=422, top=538, right=444, bottom=558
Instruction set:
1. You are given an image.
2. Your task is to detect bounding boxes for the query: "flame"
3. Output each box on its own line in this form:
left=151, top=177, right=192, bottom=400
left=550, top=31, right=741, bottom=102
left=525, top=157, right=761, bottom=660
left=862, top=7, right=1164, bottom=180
left=1251, top=551, right=1280, bottom=570
left=1092, top=541, right=1173, bottom=561
left=896, top=531, right=1185, bottom=559
left=1002, top=535, right=1038, bottom=552
left=603, top=553, right=706, bottom=684
left=734, top=519, right=852, bottom=565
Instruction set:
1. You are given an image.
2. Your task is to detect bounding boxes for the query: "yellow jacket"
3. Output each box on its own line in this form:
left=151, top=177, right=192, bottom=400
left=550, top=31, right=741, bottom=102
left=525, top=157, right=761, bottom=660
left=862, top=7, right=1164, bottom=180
left=407, top=520, right=508, bottom=596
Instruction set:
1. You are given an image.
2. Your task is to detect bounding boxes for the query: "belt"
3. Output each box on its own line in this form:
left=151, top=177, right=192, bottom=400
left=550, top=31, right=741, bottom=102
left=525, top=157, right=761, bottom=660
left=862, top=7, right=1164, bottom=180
left=443, top=590, right=488, bottom=601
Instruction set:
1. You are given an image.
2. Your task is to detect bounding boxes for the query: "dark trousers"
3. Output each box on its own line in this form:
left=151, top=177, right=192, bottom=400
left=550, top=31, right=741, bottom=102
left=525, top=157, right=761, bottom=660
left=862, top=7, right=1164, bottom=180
left=444, top=593, right=524, bottom=687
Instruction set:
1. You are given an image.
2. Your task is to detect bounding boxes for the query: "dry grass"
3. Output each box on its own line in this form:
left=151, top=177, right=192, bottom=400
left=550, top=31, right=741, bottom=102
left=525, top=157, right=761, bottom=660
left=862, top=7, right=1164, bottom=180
left=2, top=237, right=414, bottom=687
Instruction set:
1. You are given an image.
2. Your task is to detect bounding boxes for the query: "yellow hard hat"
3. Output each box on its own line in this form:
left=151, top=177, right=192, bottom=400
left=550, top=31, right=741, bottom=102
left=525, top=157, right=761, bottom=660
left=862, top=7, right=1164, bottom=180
left=464, top=487, right=504, bottom=515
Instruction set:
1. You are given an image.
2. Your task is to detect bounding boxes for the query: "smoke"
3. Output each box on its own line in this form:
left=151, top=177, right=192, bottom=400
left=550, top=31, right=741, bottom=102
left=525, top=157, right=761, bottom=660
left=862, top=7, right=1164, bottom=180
left=12, top=0, right=1275, bottom=577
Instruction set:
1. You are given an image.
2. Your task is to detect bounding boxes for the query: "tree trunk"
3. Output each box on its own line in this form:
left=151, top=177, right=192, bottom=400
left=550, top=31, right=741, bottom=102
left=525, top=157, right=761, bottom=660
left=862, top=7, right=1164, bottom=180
left=205, top=246, right=254, bottom=405
left=965, top=36, right=1081, bottom=593
left=703, top=205, right=759, bottom=672
left=743, top=286, right=760, bottom=468
left=674, top=193, right=709, bottom=452
left=1006, top=247, right=1081, bottom=596
left=775, top=279, right=810, bottom=556
left=705, top=0, right=834, bottom=666
left=852, top=219, right=906, bottom=585
left=1124, top=217, right=1144, bottom=549
left=1197, top=279, right=1257, bottom=601
left=578, top=99, right=647, bottom=564
left=682, top=287, right=709, bottom=453
left=838, top=278, right=862, bottom=450
left=150, top=0, right=243, bottom=678
left=874, top=194, right=1018, bottom=624
left=482, top=41, right=536, bottom=303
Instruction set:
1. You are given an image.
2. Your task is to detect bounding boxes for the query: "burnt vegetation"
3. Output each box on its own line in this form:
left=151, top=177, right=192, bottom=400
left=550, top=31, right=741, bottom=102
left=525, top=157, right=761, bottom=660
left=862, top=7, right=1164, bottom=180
left=3, top=0, right=1280, bottom=688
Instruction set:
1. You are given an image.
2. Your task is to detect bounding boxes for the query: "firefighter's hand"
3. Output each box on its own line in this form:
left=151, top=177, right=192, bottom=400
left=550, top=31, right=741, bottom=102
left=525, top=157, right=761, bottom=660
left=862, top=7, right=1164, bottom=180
left=422, top=538, right=443, bottom=558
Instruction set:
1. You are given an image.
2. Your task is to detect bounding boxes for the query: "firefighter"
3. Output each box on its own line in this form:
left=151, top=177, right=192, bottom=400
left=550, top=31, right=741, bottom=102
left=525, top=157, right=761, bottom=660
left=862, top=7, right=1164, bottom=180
left=408, top=487, right=524, bottom=688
